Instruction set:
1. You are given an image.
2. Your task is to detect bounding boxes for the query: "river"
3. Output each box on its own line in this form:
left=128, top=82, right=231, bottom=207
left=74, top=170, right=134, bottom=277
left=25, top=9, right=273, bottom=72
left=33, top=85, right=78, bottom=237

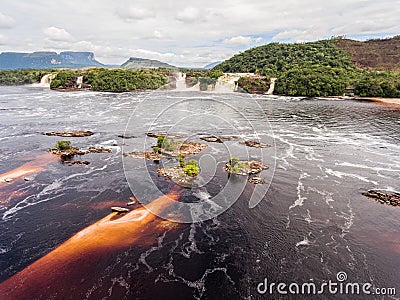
left=0, top=86, right=399, bottom=299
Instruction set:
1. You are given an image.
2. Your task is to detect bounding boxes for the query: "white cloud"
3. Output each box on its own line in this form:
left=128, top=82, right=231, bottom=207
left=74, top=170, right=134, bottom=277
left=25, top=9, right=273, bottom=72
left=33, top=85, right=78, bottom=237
left=273, top=29, right=324, bottom=42
left=223, top=36, right=263, bottom=46
left=0, top=0, right=399, bottom=67
left=117, top=6, right=155, bottom=21
left=0, top=34, right=8, bottom=45
left=43, top=26, right=74, bottom=42
left=175, top=7, right=200, bottom=22
left=0, top=12, right=15, bottom=28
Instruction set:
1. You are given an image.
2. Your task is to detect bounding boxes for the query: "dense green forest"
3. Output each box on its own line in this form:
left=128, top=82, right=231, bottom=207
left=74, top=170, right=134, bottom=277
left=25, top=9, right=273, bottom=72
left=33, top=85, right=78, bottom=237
left=0, top=69, right=50, bottom=85
left=215, top=39, right=354, bottom=76
left=84, top=69, right=169, bottom=92
left=50, top=70, right=81, bottom=89
left=214, top=38, right=400, bottom=97
left=50, top=68, right=169, bottom=92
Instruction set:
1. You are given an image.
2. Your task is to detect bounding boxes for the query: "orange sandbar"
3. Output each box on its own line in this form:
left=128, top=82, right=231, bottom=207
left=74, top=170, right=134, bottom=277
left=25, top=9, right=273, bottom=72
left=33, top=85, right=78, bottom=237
left=0, top=153, right=56, bottom=184
left=0, top=190, right=180, bottom=299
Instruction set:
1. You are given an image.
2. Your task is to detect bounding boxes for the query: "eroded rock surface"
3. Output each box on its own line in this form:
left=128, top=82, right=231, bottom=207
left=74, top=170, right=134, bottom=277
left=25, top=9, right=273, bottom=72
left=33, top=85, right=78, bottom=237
left=241, top=140, right=271, bottom=148
left=124, top=151, right=163, bottom=161
left=44, top=130, right=94, bottom=137
left=362, top=190, right=400, bottom=207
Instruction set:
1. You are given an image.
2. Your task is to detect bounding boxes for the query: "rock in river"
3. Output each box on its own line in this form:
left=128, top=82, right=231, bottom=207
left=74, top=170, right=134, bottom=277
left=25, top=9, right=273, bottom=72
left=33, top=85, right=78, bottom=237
left=200, top=135, right=239, bottom=143
left=44, top=130, right=94, bottom=137
left=241, top=140, right=271, bottom=148
left=362, top=190, right=400, bottom=207
left=225, top=159, right=269, bottom=175
left=111, top=207, right=130, bottom=213
left=124, top=151, right=163, bottom=161
left=248, top=176, right=265, bottom=184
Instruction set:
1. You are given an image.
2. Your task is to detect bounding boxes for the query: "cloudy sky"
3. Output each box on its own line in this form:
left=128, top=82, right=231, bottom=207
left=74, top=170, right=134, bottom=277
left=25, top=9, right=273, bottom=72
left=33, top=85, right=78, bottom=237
left=0, top=0, right=399, bottom=67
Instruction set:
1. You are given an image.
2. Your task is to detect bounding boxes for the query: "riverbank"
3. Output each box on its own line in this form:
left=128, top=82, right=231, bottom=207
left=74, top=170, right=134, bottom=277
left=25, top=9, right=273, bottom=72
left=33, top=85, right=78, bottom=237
left=357, top=97, right=400, bottom=105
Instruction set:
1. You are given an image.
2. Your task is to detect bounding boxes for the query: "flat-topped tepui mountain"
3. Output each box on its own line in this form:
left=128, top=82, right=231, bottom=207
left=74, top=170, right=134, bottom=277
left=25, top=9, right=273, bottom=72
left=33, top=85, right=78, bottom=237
left=121, top=57, right=176, bottom=69
left=0, top=51, right=104, bottom=70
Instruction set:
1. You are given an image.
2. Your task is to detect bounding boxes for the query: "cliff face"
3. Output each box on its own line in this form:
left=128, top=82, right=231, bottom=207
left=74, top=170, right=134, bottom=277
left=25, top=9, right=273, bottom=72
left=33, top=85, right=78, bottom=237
left=335, top=36, right=400, bottom=71
left=0, top=51, right=104, bottom=70
left=121, top=57, right=175, bottom=69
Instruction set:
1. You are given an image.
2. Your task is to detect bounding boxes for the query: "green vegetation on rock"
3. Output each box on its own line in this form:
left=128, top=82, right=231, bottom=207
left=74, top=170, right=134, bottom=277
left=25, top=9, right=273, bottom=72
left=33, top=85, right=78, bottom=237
left=49, top=68, right=169, bottom=92
left=50, top=70, right=81, bottom=89
left=52, top=140, right=72, bottom=151
left=0, top=69, right=49, bottom=85
left=153, top=136, right=176, bottom=153
left=226, top=157, right=247, bottom=174
left=84, top=69, right=169, bottom=92
left=183, top=161, right=200, bottom=177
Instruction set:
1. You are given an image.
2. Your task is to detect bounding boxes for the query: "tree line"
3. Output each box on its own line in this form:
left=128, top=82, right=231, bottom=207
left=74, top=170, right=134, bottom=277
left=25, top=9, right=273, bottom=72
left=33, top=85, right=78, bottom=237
left=215, top=39, right=400, bottom=98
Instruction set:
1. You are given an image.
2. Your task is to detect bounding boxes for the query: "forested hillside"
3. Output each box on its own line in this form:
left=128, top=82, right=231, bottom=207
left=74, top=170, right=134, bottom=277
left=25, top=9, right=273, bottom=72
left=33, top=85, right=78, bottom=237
left=214, top=40, right=353, bottom=76
left=214, top=37, right=400, bottom=97
left=335, top=36, right=400, bottom=71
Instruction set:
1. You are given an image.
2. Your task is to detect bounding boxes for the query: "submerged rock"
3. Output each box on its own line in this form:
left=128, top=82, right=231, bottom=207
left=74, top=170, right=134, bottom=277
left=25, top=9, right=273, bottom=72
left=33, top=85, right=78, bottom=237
left=200, top=135, right=238, bottom=143
left=200, top=136, right=224, bottom=143
left=241, top=140, right=271, bottom=148
left=248, top=176, right=265, bottom=184
left=155, top=141, right=207, bottom=157
left=87, top=147, right=112, bottom=153
left=117, top=134, right=136, bottom=139
left=124, top=151, right=163, bottom=161
left=170, top=141, right=207, bottom=157
left=64, top=160, right=90, bottom=166
left=44, top=130, right=94, bottom=137
left=146, top=132, right=186, bottom=139
left=111, top=207, right=130, bottom=213
left=362, top=190, right=400, bottom=207
left=127, top=197, right=137, bottom=206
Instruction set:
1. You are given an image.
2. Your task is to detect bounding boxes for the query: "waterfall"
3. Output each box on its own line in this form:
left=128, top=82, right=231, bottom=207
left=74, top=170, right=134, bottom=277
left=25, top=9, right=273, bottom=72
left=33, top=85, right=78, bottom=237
left=213, top=78, right=237, bottom=93
left=33, top=74, right=55, bottom=87
left=40, top=74, right=51, bottom=85
left=175, top=72, right=187, bottom=90
left=172, top=72, right=246, bottom=93
left=76, top=76, right=83, bottom=89
left=186, top=82, right=200, bottom=91
left=267, top=78, right=277, bottom=95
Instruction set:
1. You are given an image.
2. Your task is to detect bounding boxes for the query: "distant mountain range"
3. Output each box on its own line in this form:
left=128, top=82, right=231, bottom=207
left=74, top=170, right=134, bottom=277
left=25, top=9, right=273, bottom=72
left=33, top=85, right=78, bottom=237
left=121, top=57, right=176, bottom=69
left=203, top=61, right=221, bottom=69
left=0, top=51, right=104, bottom=70
left=0, top=50, right=221, bottom=71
